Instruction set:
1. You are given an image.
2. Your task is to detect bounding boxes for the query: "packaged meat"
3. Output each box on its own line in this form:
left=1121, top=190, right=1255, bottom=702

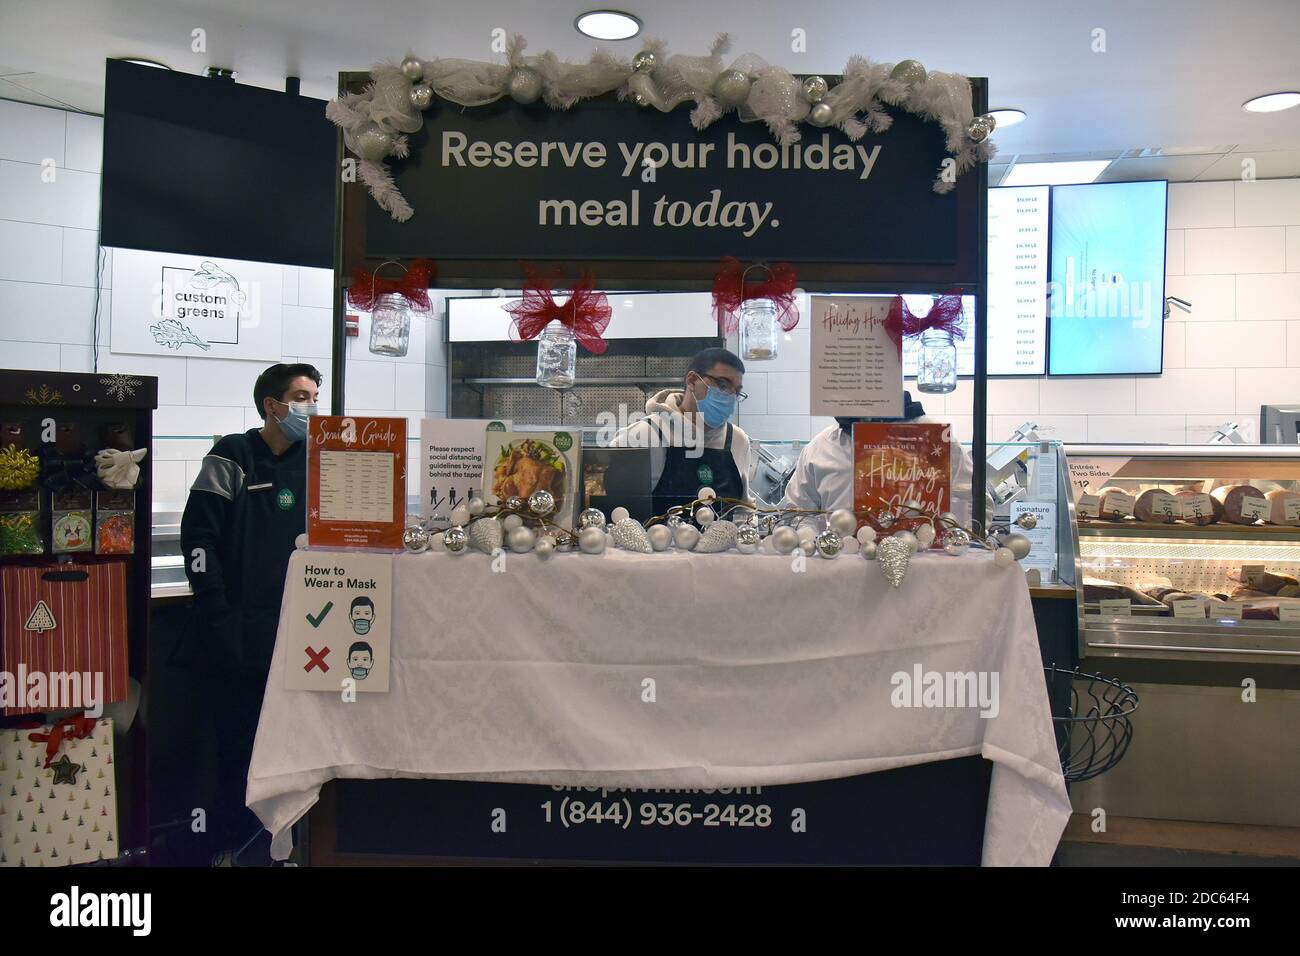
left=1083, top=577, right=1166, bottom=607
left=1135, top=489, right=1180, bottom=523
left=1265, top=489, right=1300, bottom=526
left=1211, top=484, right=1269, bottom=525
left=1175, top=490, right=1217, bottom=526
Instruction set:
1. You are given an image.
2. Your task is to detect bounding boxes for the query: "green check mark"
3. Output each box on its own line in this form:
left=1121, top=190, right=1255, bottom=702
left=306, top=601, right=333, bottom=628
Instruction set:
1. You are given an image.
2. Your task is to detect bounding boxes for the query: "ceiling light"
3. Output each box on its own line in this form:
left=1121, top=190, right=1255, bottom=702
left=1242, top=92, right=1300, bottom=113
left=117, top=57, right=171, bottom=70
left=988, top=109, right=1025, bottom=128
left=575, top=10, right=642, bottom=40
left=1001, top=160, right=1112, bottom=186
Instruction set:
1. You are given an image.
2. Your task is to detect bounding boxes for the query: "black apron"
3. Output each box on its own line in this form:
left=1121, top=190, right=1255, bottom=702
left=648, top=419, right=744, bottom=508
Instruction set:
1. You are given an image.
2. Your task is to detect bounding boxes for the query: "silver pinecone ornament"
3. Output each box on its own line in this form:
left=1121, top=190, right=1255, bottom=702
left=467, top=517, right=504, bottom=555
left=877, top=535, right=912, bottom=588
left=693, top=519, right=738, bottom=553
left=611, top=517, right=653, bottom=553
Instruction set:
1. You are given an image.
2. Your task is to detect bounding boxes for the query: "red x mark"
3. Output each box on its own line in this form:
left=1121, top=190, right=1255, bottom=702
left=304, top=645, right=330, bottom=672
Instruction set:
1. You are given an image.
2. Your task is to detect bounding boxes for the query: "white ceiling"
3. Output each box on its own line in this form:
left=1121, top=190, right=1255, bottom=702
left=1, top=0, right=1298, bottom=180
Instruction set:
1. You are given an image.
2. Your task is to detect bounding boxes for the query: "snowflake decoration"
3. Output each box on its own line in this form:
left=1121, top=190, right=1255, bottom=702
left=99, top=375, right=143, bottom=402
left=309, top=508, right=319, bottom=520
left=23, top=385, right=64, bottom=405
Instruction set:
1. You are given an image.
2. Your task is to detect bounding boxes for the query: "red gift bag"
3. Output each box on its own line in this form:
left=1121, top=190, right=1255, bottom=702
left=0, top=561, right=129, bottom=716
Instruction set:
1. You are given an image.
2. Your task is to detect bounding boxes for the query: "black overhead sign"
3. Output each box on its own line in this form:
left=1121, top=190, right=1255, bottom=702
left=365, top=95, right=962, bottom=265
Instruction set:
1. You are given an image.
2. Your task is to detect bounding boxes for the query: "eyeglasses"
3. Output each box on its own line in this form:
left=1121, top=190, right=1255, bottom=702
left=703, top=374, right=748, bottom=402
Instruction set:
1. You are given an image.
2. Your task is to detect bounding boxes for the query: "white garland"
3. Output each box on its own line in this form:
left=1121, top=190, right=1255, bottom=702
left=328, top=34, right=997, bottom=223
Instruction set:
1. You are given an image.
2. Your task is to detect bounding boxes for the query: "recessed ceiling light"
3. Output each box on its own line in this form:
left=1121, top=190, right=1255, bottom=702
left=1242, top=92, right=1300, bottom=113
left=988, top=109, right=1026, bottom=128
left=1001, top=160, right=1112, bottom=186
left=575, top=10, right=642, bottom=41
left=117, top=57, right=171, bottom=70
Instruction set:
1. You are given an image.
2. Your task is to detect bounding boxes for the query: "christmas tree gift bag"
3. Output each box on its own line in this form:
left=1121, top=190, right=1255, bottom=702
left=0, top=717, right=118, bottom=867
left=0, top=561, right=129, bottom=716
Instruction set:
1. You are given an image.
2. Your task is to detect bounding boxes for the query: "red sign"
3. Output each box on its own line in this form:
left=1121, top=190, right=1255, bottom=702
left=307, top=415, right=407, bottom=551
left=852, top=422, right=951, bottom=546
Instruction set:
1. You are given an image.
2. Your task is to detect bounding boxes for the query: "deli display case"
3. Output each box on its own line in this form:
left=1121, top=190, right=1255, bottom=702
left=1064, top=443, right=1300, bottom=665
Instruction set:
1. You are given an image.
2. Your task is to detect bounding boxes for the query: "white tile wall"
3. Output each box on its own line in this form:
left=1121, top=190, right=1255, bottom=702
left=0, top=100, right=449, bottom=511
left=1185, top=226, right=1286, bottom=274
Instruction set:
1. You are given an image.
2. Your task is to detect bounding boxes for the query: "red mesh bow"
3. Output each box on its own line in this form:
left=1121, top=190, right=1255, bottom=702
left=28, top=716, right=99, bottom=768
left=346, top=258, right=437, bottom=312
left=883, top=291, right=967, bottom=347
left=711, top=257, right=801, bottom=336
left=505, top=268, right=612, bottom=355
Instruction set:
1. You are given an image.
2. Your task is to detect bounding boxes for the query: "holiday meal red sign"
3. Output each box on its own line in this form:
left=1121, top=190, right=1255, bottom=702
left=852, top=422, right=950, bottom=546
left=307, top=416, right=407, bottom=552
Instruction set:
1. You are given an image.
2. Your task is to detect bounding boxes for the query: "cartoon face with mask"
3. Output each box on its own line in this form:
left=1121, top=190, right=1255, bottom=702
left=349, top=596, right=376, bottom=636
left=347, top=641, right=374, bottom=680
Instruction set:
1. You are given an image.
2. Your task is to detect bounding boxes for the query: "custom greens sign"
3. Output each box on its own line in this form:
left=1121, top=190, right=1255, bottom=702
left=366, top=97, right=961, bottom=264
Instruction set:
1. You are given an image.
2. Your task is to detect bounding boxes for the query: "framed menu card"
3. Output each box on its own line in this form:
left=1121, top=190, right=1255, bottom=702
left=810, top=295, right=903, bottom=419
left=307, top=415, right=407, bottom=552
left=852, top=422, right=950, bottom=545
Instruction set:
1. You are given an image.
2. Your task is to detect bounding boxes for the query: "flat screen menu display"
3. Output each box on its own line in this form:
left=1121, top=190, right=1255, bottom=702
left=1047, top=180, right=1168, bottom=375
left=987, top=186, right=1050, bottom=374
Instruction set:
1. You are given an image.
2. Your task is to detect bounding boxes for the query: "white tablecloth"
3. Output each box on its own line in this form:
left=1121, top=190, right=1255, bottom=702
left=249, top=546, right=1070, bottom=865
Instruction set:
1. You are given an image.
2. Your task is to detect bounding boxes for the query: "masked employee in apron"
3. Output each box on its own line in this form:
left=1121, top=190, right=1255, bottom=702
left=179, top=362, right=321, bottom=864
left=611, top=347, right=752, bottom=504
left=780, top=390, right=973, bottom=530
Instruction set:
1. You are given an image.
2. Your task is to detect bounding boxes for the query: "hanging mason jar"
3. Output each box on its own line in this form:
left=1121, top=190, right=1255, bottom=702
left=915, top=327, right=958, bottom=394
left=739, top=296, right=780, bottom=361
left=369, top=292, right=412, bottom=357
left=536, top=321, right=577, bottom=388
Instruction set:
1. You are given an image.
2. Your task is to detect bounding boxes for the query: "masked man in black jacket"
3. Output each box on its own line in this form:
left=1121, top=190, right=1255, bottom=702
left=179, top=362, right=320, bottom=862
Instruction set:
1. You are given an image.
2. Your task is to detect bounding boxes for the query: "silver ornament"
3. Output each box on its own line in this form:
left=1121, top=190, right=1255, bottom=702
left=890, top=59, right=928, bottom=86
left=666, top=513, right=684, bottom=529
left=527, top=490, right=555, bottom=516
left=736, top=524, right=761, bottom=554
left=535, top=537, right=556, bottom=559
left=814, top=529, right=843, bottom=558
left=892, top=529, right=919, bottom=555
left=967, top=113, right=997, bottom=144
left=861, top=540, right=878, bottom=560
left=694, top=519, right=739, bottom=553
left=771, top=526, right=799, bottom=554
left=409, top=83, right=434, bottom=111
left=612, top=517, right=654, bottom=553
left=1014, top=512, right=1038, bottom=531
left=828, top=509, right=858, bottom=536
left=938, top=511, right=959, bottom=529
left=579, top=507, right=606, bottom=530
left=443, top=526, right=469, bottom=554
left=695, top=505, right=716, bottom=526
left=808, top=102, right=834, bottom=127
left=508, top=526, right=536, bottom=553
left=942, top=528, right=971, bottom=556
left=1004, top=532, right=1032, bottom=561
left=466, top=517, right=504, bottom=555
left=508, top=67, right=543, bottom=105
left=632, top=50, right=657, bottom=74
left=348, top=123, right=395, bottom=161
left=876, top=510, right=897, bottom=530
left=713, top=69, right=752, bottom=107
left=554, top=531, right=575, bottom=552
left=505, top=495, right=525, bottom=512
left=877, top=535, right=912, bottom=588
left=647, top=524, right=673, bottom=552
left=994, top=546, right=1015, bottom=568
left=673, top=524, right=701, bottom=551
left=578, top=526, right=607, bottom=554
left=400, top=56, right=424, bottom=81
left=403, top=526, right=429, bottom=553
left=801, top=75, right=829, bottom=103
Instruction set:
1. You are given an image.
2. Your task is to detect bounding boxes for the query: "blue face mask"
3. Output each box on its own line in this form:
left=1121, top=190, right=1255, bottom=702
left=696, top=386, right=736, bottom=428
left=274, top=401, right=316, bottom=443
left=352, top=618, right=372, bottom=636
left=351, top=666, right=370, bottom=680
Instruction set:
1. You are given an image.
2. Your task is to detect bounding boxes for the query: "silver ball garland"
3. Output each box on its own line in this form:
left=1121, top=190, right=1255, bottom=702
left=443, top=526, right=469, bottom=554
left=713, top=69, right=752, bottom=107
left=409, top=84, right=434, bottom=111
left=808, top=102, right=834, bottom=127
left=400, top=56, right=425, bottom=81
left=968, top=113, right=997, bottom=144
left=801, top=75, right=829, bottom=103
left=527, top=490, right=555, bottom=516
left=402, top=526, right=429, bottom=553
left=632, top=50, right=657, bottom=74
left=814, top=529, right=843, bottom=558
left=508, top=67, right=543, bottom=105
left=890, top=59, right=928, bottom=86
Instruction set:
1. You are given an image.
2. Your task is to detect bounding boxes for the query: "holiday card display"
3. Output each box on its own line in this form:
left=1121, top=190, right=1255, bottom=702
left=0, top=561, right=130, bottom=716
left=0, top=718, right=118, bottom=867
left=852, top=423, right=952, bottom=543
left=284, top=552, right=393, bottom=693
left=307, top=416, right=407, bottom=552
left=418, top=419, right=510, bottom=521
left=810, top=296, right=904, bottom=419
left=481, top=431, right=581, bottom=532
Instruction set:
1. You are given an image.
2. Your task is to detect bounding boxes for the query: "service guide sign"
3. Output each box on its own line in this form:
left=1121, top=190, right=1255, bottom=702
left=285, top=551, right=393, bottom=693
left=109, top=247, right=284, bottom=359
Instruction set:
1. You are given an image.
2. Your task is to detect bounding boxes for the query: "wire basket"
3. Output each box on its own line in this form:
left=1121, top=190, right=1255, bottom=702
left=1044, top=664, right=1139, bottom=784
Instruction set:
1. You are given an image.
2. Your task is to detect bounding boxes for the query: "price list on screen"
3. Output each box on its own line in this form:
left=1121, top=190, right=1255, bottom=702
left=987, top=186, right=1049, bottom=374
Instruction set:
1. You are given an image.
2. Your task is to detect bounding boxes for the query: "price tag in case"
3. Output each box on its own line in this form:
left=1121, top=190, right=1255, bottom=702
left=1240, top=564, right=1266, bottom=588
left=1172, top=600, right=1205, bottom=619
left=1285, top=499, right=1300, bottom=523
left=1280, top=606, right=1300, bottom=623
left=1180, top=494, right=1214, bottom=520
left=1217, top=603, right=1244, bottom=621
left=1098, top=598, right=1131, bottom=617
left=1239, top=496, right=1269, bottom=522
left=1077, top=494, right=1101, bottom=518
